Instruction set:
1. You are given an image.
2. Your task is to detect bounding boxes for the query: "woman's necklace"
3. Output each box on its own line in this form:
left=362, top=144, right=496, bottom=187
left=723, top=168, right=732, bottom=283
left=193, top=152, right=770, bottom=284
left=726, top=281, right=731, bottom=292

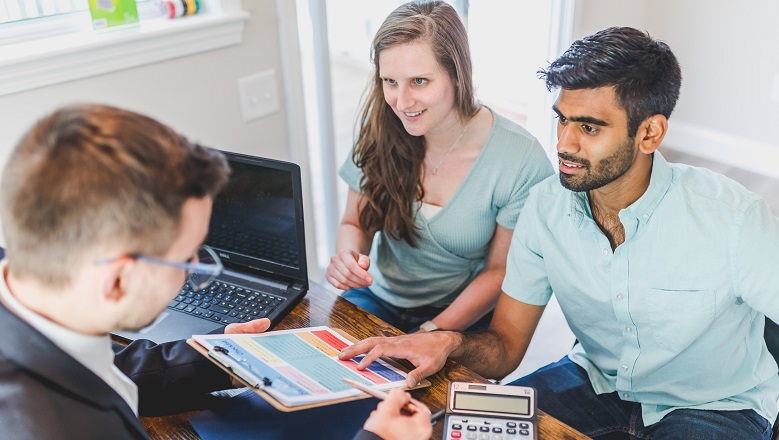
left=428, top=121, right=469, bottom=176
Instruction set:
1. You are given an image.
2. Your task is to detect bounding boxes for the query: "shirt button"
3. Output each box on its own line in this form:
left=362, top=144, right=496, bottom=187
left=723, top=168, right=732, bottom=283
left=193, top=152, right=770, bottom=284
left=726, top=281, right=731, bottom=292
left=622, top=393, right=629, bottom=399
left=621, top=364, right=628, bottom=372
left=601, top=249, right=608, bottom=255
left=616, top=294, right=624, bottom=300
left=625, top=327, right=632, bottom=333
left=642, top=213, right=649, bottom=220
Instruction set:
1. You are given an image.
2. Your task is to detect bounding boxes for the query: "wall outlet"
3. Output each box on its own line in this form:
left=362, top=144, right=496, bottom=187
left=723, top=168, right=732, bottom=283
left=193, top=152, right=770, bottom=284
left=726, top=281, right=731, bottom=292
left=238, top=70, right=279, bottom=122
left=771, top=73, right=779, bottom=103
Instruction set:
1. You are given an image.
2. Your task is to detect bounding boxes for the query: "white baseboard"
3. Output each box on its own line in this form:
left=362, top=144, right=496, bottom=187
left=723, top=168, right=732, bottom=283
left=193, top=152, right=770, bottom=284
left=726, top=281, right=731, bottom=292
left=663, top=121, right=779, bottom=180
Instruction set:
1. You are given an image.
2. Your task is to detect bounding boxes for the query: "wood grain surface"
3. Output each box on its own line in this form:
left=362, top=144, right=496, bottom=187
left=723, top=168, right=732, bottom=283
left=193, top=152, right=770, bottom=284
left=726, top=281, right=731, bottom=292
left=141, top=282, right=590, bottom=439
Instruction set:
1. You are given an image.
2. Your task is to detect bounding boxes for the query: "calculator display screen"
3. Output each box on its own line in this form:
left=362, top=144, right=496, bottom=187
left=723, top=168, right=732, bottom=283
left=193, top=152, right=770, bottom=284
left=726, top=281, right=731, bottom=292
left=453, top=392, right=530, bottom=415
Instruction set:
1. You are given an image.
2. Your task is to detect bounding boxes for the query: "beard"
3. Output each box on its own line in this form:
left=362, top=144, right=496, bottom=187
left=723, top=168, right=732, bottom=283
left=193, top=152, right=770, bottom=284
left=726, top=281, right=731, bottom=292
left=559, top=137, right=637, bottom=192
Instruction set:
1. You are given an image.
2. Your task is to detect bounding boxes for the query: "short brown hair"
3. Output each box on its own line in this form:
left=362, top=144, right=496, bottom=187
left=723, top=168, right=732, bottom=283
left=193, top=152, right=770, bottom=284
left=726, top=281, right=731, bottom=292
left=0, top=104, right=229, bottom=286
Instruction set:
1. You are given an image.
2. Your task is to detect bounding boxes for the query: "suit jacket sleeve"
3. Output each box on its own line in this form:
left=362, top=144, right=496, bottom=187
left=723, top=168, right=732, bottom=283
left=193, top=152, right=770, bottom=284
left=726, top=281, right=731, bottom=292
left=113, top=337, right=233, bottom=416
left=352, top=429, right=384, bottom=440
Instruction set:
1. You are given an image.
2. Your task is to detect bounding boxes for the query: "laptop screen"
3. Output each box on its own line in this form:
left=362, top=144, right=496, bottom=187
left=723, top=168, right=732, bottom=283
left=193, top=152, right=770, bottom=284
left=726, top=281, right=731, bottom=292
left=205, top=152, right=307, bottom=283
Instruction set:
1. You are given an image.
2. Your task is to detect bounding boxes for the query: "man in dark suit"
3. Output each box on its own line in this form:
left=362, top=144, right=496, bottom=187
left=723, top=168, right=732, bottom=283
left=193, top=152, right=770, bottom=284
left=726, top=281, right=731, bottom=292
left=0, top=104, right=276, bottom=439
left=0, top=104, right=431, bottom=440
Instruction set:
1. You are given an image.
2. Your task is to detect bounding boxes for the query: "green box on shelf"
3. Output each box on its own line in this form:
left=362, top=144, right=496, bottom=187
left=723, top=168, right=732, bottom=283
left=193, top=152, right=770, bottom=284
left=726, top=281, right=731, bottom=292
left=88, top=0, right=139, bottom=30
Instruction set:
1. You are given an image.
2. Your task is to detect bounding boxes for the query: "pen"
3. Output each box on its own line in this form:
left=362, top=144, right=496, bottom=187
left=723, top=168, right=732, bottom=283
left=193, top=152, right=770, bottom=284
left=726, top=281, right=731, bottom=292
left=342, top=378, right=418, bottom=416
left=430, top=408, right=446, bottom=423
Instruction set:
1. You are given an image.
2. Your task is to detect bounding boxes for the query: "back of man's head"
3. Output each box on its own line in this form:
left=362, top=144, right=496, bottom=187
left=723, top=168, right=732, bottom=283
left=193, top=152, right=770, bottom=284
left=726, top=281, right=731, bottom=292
left=539, top=26, right=682, bottom=138
left=0, top=104, right=229, bottom=287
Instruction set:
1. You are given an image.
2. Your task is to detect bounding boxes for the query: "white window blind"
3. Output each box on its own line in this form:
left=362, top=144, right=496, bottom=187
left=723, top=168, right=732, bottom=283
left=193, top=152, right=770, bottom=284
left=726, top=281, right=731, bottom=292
left=1, top=0, right=84, bottom=24
left=0, top=0, right=249, bottom=97
left=0, top=0, right=162, bottom=47
left=0, top=0, right=160, bottom=25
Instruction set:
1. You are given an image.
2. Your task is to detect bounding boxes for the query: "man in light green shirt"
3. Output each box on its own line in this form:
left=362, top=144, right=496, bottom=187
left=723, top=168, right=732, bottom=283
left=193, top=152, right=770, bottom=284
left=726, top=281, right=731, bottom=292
left=341, top=27, right=779, bottom=439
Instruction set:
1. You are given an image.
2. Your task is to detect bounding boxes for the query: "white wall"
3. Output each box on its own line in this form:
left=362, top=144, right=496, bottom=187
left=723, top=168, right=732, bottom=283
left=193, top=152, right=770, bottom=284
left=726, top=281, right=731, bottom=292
left=573, top=0, right=650, bottom=40
left=573, top=0, right=779, bottom=178
left=0, top=0, right=320, bottom=279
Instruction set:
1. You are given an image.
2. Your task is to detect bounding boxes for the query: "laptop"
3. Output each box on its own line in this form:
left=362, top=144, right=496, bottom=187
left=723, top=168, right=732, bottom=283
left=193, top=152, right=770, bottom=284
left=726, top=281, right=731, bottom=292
left=113, top=151, right=309, bottom=344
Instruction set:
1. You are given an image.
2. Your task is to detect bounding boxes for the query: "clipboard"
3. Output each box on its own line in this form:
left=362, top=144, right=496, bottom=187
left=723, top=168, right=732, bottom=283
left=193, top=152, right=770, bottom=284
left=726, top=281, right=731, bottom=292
left=187, top=326, right=430, bottom=412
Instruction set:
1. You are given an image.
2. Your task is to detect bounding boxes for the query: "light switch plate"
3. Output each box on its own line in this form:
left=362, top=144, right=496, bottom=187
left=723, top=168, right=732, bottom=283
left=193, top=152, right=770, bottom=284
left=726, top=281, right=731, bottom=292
left=238, top=70, right=279, bottom=122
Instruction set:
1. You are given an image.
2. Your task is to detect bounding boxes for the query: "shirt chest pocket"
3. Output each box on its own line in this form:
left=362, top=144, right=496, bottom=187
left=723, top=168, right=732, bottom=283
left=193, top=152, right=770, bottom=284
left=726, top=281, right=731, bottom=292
left=643, top=288, right=716, bottom=353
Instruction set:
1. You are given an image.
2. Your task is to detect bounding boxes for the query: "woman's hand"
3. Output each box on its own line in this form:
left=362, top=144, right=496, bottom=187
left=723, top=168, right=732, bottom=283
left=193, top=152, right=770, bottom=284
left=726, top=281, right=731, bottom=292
left=326, top=249, right=373, bottom=290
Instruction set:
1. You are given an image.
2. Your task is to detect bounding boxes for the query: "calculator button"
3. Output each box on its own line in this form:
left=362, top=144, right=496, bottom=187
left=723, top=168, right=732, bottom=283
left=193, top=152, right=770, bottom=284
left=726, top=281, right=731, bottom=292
left=480, top=426, right=490, bottom=432
left=453, top=424, right=462, bottom=430
left=506, top=422, right=516, bottom=428
left=479, top=434, right=490, bottom=440
left=507, top=429, right=517, bottom=435
left=520, top=429, right=530, bottom=436
left=467, top=426, right=478, bottom=431
left=519, top=423, right=529, bottom=429
left=466, top=434, right=477, bottom=440
left=491, top=435, right=503, bottom=440
left=451, top=431, right=462, bottom=439
left=492, top=427, right=503, bottom=433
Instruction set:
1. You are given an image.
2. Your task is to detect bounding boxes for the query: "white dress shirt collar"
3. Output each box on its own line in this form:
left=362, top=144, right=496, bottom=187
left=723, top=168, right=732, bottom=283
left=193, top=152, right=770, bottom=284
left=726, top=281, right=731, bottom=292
left=0, top=261, right=139, bottom=414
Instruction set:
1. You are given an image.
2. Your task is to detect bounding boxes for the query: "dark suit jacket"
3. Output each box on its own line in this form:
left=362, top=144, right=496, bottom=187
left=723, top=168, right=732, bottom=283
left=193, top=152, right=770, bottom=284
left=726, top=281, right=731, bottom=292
left=353, top=430, right=383, bottom=440
left=0, top=300, right=232, bottom=439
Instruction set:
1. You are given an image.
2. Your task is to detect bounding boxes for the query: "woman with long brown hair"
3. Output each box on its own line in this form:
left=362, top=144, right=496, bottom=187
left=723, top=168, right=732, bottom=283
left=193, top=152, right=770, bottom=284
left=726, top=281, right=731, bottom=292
left=326, top=0, right=552, bottom=333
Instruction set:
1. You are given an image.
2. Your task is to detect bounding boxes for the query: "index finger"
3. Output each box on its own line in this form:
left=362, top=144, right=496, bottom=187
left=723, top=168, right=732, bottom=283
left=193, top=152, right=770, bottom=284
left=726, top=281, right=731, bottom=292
left=384, top=388, right=412, bottom=408
left=408, top=396, right=430, bottom=415
left=338, top=336, right=388, bottom=361
left=342, top=254, right=371, bottom=282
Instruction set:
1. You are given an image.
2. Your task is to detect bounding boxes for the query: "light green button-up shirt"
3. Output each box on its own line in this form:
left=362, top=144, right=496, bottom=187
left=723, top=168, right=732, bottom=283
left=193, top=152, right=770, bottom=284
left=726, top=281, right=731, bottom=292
left=504, top=151, right=779, bottom=425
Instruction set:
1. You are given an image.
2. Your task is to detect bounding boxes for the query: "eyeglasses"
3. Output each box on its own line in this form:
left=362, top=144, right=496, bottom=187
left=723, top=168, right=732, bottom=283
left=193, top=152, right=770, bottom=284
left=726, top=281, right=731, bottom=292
left=99, top=245, right=223, bottom=291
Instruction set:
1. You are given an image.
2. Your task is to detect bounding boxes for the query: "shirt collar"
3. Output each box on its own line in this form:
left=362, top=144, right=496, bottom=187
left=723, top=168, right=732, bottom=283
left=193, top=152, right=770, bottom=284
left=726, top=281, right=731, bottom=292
left=0, top=261, right=138, bottom=413
left=0, top=262, right=112, bottom=362
left=568, top=151, right=674, bottom=226
left=623, top=150, right=673, bottom=223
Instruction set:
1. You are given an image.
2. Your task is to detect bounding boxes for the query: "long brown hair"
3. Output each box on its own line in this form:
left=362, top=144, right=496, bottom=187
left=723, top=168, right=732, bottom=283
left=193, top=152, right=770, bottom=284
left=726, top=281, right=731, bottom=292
left=353, top=0, right=478, bottom=246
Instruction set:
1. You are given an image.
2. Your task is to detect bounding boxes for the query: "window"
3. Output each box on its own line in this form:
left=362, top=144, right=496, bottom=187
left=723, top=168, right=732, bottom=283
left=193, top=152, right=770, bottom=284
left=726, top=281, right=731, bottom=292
left=0, top=0, right=164, bottom=46
left=0, top=0, right=249, bottom=97
left=0, top=0, right=83, bottom=24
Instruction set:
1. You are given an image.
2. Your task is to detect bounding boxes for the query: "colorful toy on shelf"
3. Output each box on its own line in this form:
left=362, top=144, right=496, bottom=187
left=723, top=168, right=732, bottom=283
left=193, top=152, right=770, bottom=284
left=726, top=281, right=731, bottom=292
left=161, top=0, right=201, bottom=18
left=88, top=0, right=139, bottom=29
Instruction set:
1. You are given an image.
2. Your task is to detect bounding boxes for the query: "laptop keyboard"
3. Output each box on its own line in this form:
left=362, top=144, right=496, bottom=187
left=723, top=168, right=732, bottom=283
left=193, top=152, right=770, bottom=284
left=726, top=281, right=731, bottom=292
left=168, top=280, right=286, bottom=325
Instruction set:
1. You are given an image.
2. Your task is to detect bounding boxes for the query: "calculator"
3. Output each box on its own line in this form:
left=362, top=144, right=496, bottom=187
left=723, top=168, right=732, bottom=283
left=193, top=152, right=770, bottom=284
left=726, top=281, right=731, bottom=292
left=442, top=382, right=537, bottom=440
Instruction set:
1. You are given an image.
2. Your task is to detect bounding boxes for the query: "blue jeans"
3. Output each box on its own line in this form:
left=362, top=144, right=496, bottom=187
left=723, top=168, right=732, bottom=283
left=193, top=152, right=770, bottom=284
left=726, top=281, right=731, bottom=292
left=341, top=287, right=493, bottom=333
left=508, top=357, right=772, bottom=440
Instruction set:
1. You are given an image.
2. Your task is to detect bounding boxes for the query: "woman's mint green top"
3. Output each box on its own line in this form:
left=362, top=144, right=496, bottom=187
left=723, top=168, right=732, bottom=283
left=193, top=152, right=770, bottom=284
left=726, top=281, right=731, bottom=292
left=339, top=110, right=553, bottom=308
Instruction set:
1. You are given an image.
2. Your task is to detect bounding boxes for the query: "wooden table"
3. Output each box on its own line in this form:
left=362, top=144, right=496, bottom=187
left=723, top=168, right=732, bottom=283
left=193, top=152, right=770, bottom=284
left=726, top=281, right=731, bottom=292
left=141, top=282, right=590, bottom=440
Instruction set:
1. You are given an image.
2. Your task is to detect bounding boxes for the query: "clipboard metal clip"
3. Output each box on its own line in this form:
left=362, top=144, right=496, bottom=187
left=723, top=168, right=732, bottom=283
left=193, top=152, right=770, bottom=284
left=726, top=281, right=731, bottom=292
left=209, top=345, right=272, bottom=389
